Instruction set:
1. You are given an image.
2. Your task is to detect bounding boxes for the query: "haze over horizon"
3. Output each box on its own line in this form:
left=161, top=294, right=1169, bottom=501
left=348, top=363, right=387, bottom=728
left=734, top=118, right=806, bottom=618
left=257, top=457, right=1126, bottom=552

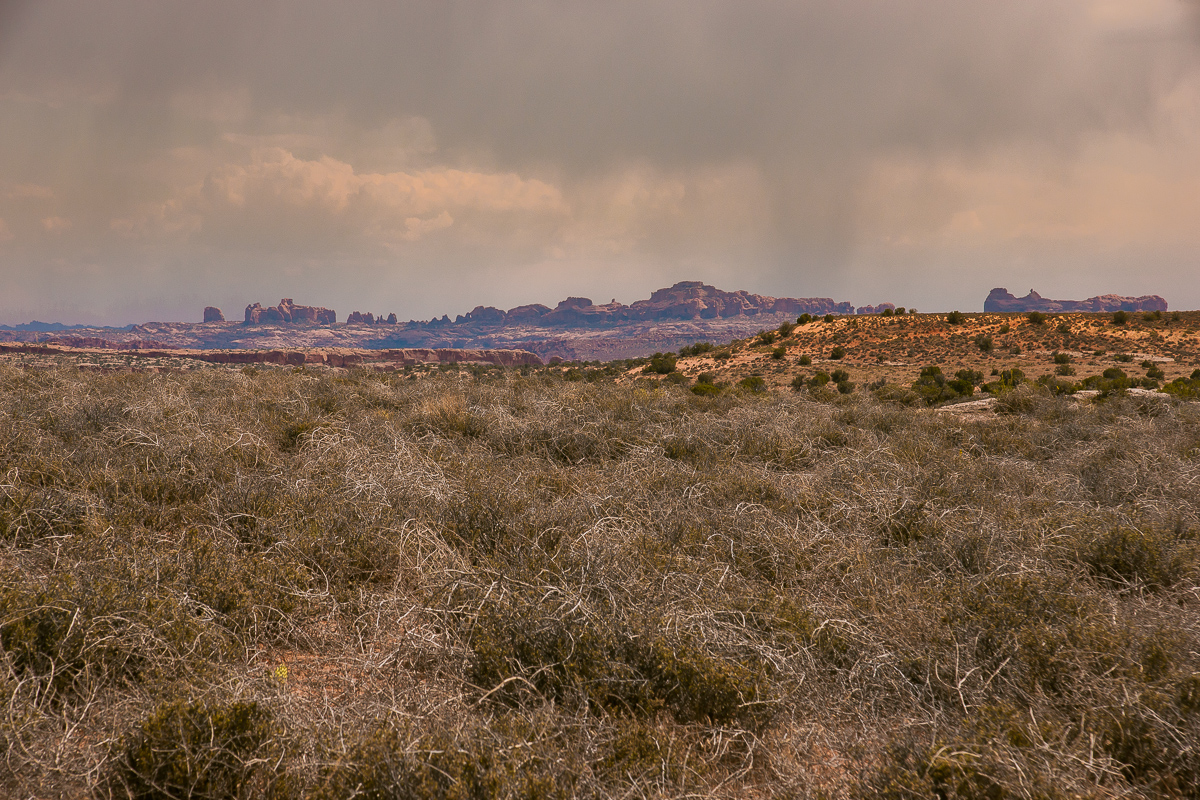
left=2, top=1, right=1199, bottom=326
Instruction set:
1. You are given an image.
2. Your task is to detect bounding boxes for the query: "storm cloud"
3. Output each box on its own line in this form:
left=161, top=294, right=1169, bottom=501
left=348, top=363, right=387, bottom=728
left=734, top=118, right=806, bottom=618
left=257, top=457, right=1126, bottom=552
left=1, top=0, right=1197, bottom=323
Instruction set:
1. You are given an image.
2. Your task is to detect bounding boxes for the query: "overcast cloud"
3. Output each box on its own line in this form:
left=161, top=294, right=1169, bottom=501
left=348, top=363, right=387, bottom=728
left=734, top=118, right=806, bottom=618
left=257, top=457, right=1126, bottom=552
left=1, top=0, right=1198, bottom=324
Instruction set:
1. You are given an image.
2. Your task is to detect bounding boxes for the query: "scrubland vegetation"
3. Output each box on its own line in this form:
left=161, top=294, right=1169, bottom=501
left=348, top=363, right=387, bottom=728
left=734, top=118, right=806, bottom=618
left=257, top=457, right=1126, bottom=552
left=3, top=364, right=1200, bottom=798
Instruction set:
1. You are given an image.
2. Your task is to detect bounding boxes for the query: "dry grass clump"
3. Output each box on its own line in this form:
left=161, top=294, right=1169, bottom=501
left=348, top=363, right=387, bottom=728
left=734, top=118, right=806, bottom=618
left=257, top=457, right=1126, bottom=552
left=1, top=363, right=1199, bottom=797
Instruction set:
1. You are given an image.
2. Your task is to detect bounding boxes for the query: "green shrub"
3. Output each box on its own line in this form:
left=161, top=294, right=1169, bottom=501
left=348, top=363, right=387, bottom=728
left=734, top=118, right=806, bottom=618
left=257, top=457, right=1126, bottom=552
left=105, top=700, right=291, bottom=800
left=1114, top=352, right=1134, bottom=362
left=858, top=739, right=1013, bottom=800
left=1099, top=705, right=1200, bottom=797
left=0, top=572, right=220, bottom=698
left=830, top=346, right=846, bottom=360
left=1079, top=527, right=1187, bottom=590
left=823, top=314, right=834, bottom=323
left=738, top=375, right=767, bottom=393
left=1052, top=351, right=1070, bottom=365
left=757, top=330, right=777, bottom=346
left=974, top=334, right=993, bottom=353
left=1026, top=311, right=1047, bottom=325
left=982, top=368, right=1026, bottom=395
left=807, top=371, right=831, bottom=389
left=1081, top=367, right=1135, bottom=396
left=946, top=311, right=965, bottom=325
left=912, top=365, right=972, bottom=405
left=771, top=346, right=786, bottom=360
left=643, top=353, right=678, bottom=375
left=468, top=598, right=772, bottom=730
left=678, top=342, right=714, bottom=357
left=1036, top=374, right=1077, bottom=395
left=798, top=354, right=812, bottom=366
left=777, top=321, right=796, bottom=337
left=796, top=313, right=813, bottom=325
left=1163, top=372, right=1200, bottom=399
left=1113, top=310, right=1130, bottom=325
left=881, top=307, right=894, bottom=317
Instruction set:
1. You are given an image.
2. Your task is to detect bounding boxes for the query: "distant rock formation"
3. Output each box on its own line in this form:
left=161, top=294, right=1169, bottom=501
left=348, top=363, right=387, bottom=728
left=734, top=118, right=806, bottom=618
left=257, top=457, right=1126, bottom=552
left=984, top=288, right=1168, bottom=314
left=245, top=299, right=336, bottom=324
left=423, top=282, right=856, bottom=329
left=203, top=307, right=225, bottom=323
left=346, top=311, right=398, bottom=325
left=856, top=303, right=896, bottom=315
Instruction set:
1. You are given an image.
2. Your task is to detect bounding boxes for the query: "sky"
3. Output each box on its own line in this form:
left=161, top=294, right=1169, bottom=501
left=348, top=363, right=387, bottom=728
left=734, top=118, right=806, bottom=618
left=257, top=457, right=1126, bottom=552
left=1, top=0, right=1199, bottom=325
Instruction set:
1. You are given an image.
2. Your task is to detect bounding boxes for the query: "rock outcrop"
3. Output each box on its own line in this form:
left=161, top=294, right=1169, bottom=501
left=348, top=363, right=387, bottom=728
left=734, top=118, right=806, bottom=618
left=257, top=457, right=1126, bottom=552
left=984, top=288, right=1168, bottom=314
left=446, top=282, right=858, bottom=328
left=203, top=307, right=225, bottom=323
left=346, top=311, right=398, bottom=325
left=856, top=303, right=896, bottom=315
left=245, top=299, right=336, bottom=325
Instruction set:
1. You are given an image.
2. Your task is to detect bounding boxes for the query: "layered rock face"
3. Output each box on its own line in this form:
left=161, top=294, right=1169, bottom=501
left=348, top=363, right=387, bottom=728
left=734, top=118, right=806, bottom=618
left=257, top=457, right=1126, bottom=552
left=203, top=307, right=225, bottom=323
left=985, top=289, right=1168, bottom=314
left=245, top=299, right=336, bottom=324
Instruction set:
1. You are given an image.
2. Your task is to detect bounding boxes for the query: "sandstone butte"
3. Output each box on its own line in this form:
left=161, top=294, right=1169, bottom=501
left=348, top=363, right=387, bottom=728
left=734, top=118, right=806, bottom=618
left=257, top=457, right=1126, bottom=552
left=0, top=343, right=543, bottom=368
left=984, top=288, right=1168, bottom=314
left=245, top=298, right=336, bottom=324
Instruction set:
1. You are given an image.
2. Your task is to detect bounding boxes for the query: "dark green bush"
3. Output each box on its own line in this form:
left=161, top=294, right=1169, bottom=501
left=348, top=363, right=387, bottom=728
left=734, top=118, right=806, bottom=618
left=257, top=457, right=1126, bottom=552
left=777, top=321, right=796, bottom=337
left=468, top=598, right=772, bottom=730
left=982, top=368, right=1026, bottom=395
left=1079, top=527, right=1188, bottom=590
left=1113, top=310, right=1130, bottom=325
left=798, top=354, right=812, bottom=366
left=1026, top=311, right=1047, bottom=325
left=105, top=700, right=291, bottom=800
left=858, top=739, right=1013, bottom=800
left=974, top=334, right=993, bottom=353
left=678, top=342, right=714, bottom=357
left=757, top=330, right=777, bottom=346
left=796, top=313, right=813, bottom=324
left=1163, top=372, right=1200, bottom=399
left=830, top=346, right=846, bottom=360
left=643, top=353, right=678, bottom=375
left=771, top=346, right=786, bottom=360
left=738, top=375, right=767, bottom=393
left=946, top=311, right=965, bottom=325
left=912, top=365, right=972, bottom=404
